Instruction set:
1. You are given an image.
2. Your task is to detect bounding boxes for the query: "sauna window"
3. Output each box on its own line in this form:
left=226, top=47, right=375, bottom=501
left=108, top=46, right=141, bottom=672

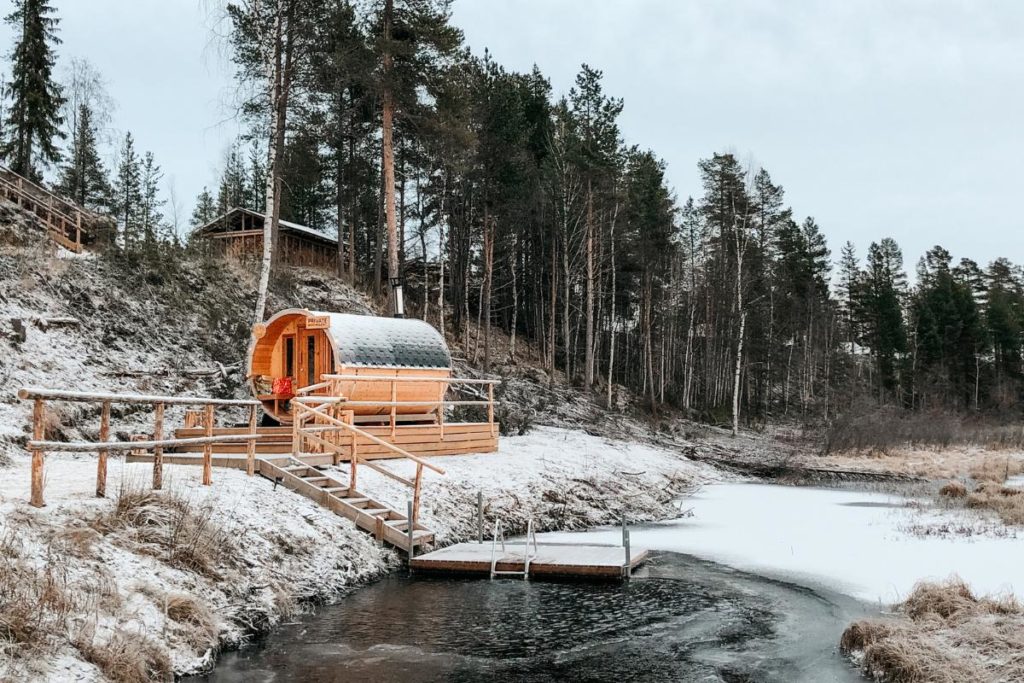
left=307, top=335, right=317, bottom=386
left=284, top=336, right=295, bottom=379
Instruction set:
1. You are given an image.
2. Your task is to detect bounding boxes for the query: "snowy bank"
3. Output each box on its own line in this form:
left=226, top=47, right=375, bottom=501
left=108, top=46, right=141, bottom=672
left=326, top=425, right=721, bottom=541
left=0, top=457, right=393, bottom=682
left=538, top=482, right=1024, bottom=604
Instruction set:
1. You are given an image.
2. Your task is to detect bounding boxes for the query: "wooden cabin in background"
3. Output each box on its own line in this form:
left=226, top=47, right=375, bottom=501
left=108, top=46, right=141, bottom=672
left=193, top=207, right=341, bottom=271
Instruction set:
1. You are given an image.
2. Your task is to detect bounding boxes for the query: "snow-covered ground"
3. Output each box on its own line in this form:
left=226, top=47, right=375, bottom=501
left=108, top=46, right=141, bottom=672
left=538, top=482, right=1024, bottom=604
left=327, top=425, right=720, bottom=540
left=0, top=457, right=393, bottom=681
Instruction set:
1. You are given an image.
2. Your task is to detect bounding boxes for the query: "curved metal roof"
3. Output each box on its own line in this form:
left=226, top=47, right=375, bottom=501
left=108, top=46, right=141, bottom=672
left=318, top=311, right=451, bottom=369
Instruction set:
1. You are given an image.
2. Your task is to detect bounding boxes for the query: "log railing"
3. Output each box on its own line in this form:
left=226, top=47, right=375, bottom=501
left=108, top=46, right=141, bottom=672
left=291, top=396, right=450, bottom=525
left=17, top=388, right=260, bottom=508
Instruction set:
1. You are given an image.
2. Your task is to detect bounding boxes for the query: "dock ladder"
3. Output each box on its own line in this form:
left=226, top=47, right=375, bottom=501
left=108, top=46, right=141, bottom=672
left=489, top=518, right=539, bottom=579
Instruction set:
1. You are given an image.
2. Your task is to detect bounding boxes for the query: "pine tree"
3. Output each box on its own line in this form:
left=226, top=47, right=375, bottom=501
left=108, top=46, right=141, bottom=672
left=862, top=238, right=907, bottom=401
left=216, top=143, right=247, bottom=215
left=112, top=132, right=141, bottom=250
left=55, top=103, right=110, bottom=210
left=191, top=186, right=217, bottom=228
left=2, top=0, right=64, bottom=180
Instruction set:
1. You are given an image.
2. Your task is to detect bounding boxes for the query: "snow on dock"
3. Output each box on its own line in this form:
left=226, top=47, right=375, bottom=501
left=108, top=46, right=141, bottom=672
left=411, top=541, right=649, bottom=579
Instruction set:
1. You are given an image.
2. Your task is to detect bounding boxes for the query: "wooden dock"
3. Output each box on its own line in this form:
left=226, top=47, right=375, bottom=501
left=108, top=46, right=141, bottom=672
left=410, top=541, right=649, bottom=579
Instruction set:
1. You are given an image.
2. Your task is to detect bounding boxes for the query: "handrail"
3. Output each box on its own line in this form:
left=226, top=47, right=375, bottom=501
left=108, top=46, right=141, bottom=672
left=292, top=397, right=494, bottom=407
left=321, top=374, right=501, bottom=385
left=298, top=402, right=445, bottom=475
left=28, top=433, right=260, bottom=453
left=18, top=387, right=259, bottom=406
left=295, top=381, right=332, bottom=395
left=0, top=164, right=107, bottom=221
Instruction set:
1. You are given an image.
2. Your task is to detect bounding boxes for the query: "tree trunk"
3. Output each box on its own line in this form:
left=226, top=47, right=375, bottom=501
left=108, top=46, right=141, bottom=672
left=584, top=180, right=595, bottom=389
left=253, top=0, right=292, bottom=326
left=381, top=0, right=399, bottom=308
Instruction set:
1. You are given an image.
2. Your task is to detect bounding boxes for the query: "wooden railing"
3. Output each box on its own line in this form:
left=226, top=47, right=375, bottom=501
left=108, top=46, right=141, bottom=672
left=0, top=165, right=112, bottom=252
left=318, top=374, right=500, bottom=438
left=291, top=396, right=457, bottom=525
left=18, top=388, right=260, bottom=508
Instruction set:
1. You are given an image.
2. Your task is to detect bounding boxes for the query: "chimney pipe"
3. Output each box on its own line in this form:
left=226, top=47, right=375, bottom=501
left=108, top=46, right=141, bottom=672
left=389, top=277, right=405, bottom=318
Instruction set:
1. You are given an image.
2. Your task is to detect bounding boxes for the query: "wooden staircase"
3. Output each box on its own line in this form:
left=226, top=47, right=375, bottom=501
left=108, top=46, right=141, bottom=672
left=258, top=456, right=434, bottom=549
left=0, top=165, right=114, bottom=252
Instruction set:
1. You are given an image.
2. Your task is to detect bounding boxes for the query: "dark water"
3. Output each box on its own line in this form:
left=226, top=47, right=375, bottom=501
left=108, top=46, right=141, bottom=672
left=188, top=553, right=869, bottom=683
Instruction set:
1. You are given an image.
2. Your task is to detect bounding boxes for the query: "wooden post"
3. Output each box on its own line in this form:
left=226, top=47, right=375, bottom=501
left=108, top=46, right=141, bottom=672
left=291, top=403, right=302, bottom=456
left=390, top=379, right=397, bottom=438
left=438, top=392, right=445, bottom=440
left=152, top=402, right=164, bottom=490
left=202, top=403, right=214, bottom=486
left=622, top=512, right=632, bottom=579
left=96, top=400, right=111, bottom=498
left=246, top=404, right=257, bottom=477
left=348, top=411, right=358, bottom=495
left=477, top=490, right=483, bottom=544
left=487, top=383, right=495, bottom=437
left=412, top=463, right=423, bottom=527
left=30, top=399, right=44, bottom=507
left=407, top=498, right=415, bottom=565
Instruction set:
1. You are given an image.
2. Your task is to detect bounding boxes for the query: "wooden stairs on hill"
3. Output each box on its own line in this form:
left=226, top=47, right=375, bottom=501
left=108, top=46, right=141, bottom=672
left=257, top=456, right=434, bottom=549
left=0, top=165, right=114, bottom=252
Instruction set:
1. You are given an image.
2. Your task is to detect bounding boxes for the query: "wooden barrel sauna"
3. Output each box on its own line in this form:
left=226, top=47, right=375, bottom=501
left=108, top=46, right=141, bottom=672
left=246, top=308, right=452, bottom=424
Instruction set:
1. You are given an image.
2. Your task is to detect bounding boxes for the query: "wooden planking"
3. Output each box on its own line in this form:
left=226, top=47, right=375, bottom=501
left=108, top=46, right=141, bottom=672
left=256, top=458, right=433, bottom=548
left=411, top=542, right=650, bottom=579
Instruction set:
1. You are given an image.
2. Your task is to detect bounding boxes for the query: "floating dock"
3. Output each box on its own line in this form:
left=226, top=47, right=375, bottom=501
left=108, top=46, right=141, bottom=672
left=410, top=542, right=649, bottom=579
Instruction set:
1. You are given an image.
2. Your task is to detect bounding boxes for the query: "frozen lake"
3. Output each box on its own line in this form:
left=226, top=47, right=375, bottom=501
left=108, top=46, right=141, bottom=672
left=539, top=482, right=1024, bottom=603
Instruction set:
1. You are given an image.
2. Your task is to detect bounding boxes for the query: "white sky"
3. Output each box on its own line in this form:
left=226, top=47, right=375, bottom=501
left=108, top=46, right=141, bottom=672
left=3, top=0, right=1022, bottom=270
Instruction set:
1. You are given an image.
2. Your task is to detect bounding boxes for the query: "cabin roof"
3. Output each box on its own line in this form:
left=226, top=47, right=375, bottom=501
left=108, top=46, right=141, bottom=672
left=316, top=311, right=451, bottom=369
left=193, top=207, right=338, bottom=246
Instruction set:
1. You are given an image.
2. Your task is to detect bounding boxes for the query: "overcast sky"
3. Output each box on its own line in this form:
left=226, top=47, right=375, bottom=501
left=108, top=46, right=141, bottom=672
left=3, top=0, right=1021, bottom=272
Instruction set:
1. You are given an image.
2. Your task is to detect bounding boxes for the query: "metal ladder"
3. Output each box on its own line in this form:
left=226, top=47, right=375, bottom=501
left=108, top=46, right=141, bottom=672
left=489, top=518, right=539, bottom=579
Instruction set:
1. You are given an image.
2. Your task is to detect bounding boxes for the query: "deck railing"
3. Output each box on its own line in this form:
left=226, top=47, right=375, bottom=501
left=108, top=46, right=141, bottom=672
left=17, top=388, right=260, bottom=507
left=317, top=374, right=500, bottom=438
left=291, top=396, right=455, bottom=525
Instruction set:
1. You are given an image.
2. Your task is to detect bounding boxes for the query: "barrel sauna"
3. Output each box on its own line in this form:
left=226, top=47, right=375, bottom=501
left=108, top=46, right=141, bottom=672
left=246, top=308, right=451, bottom=424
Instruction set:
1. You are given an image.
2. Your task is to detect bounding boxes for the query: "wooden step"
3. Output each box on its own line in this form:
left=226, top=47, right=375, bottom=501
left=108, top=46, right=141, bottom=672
left=256, top=459, right=434, bottom=550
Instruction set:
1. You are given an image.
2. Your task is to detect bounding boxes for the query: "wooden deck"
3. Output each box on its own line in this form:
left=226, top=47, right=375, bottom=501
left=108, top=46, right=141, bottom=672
left=410, top=542, right=649, bottom=579
left=170, top=422, right=498, bottom=458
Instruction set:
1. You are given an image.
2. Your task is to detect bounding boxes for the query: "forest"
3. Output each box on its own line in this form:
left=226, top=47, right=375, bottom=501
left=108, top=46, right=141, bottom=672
left=6, top=0, right=1024, bottom=433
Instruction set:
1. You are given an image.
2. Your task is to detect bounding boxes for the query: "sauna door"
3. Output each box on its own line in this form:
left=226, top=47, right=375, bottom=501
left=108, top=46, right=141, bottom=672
left=296, top=327, right=332, bottom=390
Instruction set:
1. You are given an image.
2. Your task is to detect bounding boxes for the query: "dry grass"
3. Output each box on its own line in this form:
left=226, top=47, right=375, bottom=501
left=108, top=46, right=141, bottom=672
left=937, top=480, right=967, bottom=498
left=90, top=477, right=237, bottom=579
left=821, top=448, right=1024, bottom=485
left=165, top=593, right=219, bottom=650
left=73, top=627, right=172, bottom=683
left=964, top=483, right=1024, bottom=526
left=0, top=530, right=78, bottom=659
left=825, top=408, right=1024, bottom=454
left=841, top=578, right=1024, bottom=682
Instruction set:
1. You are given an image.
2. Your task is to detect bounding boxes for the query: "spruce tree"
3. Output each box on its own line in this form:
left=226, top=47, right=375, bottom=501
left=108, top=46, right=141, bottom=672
left=112, top=132, right=141, bottom=250
left=55, top=103, right=110, bottom=210
left=191, top=186, right=217, bottom=228
left=2, top=0, right=64, bottom=180
left=138, top=151, right=164, bottom=245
